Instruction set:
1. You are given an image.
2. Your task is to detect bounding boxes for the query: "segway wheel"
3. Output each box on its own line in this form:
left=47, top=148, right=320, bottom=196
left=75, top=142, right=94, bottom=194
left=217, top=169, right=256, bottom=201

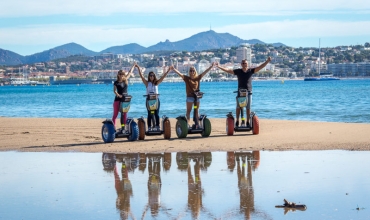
left=163, top=119, right=171, bottom=139
left=127, top=121, right=139, bottom=141
left=226, top=117, right=234, bottom=136
left=201, top=118, right=211, bottom=137
left=102, top=123, right=116, bottom=143
left=252, top=115, right=260, bottom=135
left=176, top=119, right=188, bottom=138
left=138, top=120, right=145, bottom=140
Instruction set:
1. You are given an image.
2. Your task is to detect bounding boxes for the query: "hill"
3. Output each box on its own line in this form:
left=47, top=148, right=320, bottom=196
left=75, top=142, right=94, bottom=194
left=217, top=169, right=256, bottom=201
left=0, top=32, right=285, bottom=65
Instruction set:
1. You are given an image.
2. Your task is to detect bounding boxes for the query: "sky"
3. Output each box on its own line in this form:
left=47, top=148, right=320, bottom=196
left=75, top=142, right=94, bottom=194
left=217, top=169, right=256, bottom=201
left=0, top=0, right=369, bottom=56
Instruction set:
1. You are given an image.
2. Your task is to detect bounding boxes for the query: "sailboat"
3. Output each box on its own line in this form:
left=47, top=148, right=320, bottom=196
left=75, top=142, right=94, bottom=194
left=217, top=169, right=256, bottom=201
left=304, top=39, right=340, bottom=81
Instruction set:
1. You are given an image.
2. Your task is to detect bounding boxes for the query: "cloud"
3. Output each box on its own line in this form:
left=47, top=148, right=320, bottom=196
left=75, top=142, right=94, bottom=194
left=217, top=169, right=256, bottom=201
left=1, top=0, right=369, bottom=17
left=1, top=20, right=369, bottom=54
left=221, top=20, right=370, bottom=41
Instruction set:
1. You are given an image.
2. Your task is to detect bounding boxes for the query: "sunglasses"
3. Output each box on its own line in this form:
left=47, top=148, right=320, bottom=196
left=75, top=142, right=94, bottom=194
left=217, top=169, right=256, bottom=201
left=189, top=70, right=195, bottom=72
left=149, top=75, right=154, bottom=77
left=242, top=63, right=247, bottom=64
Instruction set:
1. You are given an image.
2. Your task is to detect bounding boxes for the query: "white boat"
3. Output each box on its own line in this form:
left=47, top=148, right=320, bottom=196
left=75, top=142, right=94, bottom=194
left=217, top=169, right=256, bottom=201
left=10, top=77, right=38, bottom=85
left=304, top=39, right=340, bottom=81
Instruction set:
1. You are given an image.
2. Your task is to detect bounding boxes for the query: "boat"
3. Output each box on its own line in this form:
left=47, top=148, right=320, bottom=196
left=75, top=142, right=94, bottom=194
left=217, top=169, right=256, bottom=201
left=304, top=73, right=340, bottom=81
left=10, top=77, right=38, bottom=85
left=304, top=39, right=340, bottom=81
left=49, top=76, right=97, bottom=85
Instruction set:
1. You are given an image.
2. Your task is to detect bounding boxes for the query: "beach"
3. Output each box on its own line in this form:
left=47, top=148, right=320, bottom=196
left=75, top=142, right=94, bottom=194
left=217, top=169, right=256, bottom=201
left=1, top=117, right=369, bottom=153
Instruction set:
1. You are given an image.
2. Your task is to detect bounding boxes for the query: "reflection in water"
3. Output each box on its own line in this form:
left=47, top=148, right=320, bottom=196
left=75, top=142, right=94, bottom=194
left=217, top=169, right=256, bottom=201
left=176, top=152, right=212, bottom=219
left=227, top=151, right=261, bottom=219
left=105, top=153, right=172, bottom=219
left=116, top=154, right=137, bottom=219
left=102, top=151, right=262, bottom=219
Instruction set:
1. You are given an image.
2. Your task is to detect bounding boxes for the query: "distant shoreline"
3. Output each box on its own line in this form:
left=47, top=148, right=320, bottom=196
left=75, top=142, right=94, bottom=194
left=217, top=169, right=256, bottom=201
left=1, top=76, right=369, bottom=86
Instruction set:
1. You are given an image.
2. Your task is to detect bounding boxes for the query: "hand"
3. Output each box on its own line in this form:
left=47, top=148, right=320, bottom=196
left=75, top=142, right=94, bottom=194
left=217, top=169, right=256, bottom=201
left=267, top=57, right=271, bottom=62
left=214, top=62, right=219, bottom=67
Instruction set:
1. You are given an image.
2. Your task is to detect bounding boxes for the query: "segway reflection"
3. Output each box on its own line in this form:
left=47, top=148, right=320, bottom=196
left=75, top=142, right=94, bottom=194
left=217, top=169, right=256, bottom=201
left=112, top=153, right=140, bottom=220
left=137, top=93, right=171, bottom=140
left=226, top=89, right=259, bottom=136
left=140, top=153, right=172, bottom=218
left=102, top=93, right=139, bottom=143
left=176, top=152, right=212, bottom=219
left=226, top=151, right=261, bottom=219
left=176, top=91, right=211, bottom=138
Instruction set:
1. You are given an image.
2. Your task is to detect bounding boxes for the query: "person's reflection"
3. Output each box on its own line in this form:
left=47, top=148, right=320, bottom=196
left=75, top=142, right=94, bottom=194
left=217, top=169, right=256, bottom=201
left=187, top=155, right=203, bottom=219
left=114, top=157, right=134, bottom=219
left=147, top=154, right=162, bottom=217
left=234, top=151, right=260, bottom=219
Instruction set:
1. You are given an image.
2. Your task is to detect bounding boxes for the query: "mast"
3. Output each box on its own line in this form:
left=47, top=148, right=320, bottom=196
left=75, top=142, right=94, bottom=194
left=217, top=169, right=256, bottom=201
left=318, top=38, right=321, bottom=75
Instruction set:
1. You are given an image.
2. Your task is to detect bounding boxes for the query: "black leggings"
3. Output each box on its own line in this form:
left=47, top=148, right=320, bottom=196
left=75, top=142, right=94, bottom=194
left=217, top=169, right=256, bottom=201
left=147, top=99, right=160, bottom=127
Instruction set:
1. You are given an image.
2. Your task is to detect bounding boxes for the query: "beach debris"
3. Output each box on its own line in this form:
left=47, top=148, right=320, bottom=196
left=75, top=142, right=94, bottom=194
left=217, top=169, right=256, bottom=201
left=275, top=199, right=307, bottom=214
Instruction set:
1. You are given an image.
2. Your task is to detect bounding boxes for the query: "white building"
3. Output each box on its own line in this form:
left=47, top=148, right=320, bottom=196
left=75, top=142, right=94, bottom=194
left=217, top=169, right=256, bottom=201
left=236, top=43, right=252, bottom=64
left=196, top=59, right=211, bottom=74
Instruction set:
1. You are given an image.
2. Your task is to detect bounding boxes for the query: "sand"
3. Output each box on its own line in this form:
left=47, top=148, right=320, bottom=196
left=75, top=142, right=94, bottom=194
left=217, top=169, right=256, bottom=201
left=1, top=117, right=369, bottom=153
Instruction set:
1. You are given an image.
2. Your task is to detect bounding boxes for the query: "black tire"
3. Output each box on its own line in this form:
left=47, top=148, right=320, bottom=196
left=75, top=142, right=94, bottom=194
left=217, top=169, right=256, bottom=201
left=176, top=119, right=188, bottom=138
left=201, top=118, right=211, bottom=137
left=138, top=120, right=145, bottom=140
left=127, top=121, right=139, bottom=141
left=101, top=123, right=115, bottom=143
left=163, top=119, right=171, bottom=139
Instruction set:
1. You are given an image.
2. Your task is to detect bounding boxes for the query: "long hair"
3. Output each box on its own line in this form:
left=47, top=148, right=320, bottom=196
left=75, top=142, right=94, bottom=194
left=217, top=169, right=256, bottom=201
left=188, top=66, right=198, bottom=77
left=147, top=71, right=159, bottom=85
left=117, top=70, right=128, bottom=84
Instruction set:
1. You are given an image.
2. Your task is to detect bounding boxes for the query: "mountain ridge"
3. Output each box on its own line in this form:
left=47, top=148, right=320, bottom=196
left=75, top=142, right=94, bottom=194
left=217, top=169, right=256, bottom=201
left=0, top=30, right=285, bottom=65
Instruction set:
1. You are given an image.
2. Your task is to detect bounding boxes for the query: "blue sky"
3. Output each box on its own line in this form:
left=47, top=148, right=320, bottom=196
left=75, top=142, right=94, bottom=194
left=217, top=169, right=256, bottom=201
left=0, top=0, right=369, bottom=56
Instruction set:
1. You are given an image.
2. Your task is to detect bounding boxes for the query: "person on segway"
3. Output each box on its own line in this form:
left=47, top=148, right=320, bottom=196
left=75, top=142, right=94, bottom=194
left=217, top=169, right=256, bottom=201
left=171, top=63, right=214, bottom=128
left=215, top=57, right=271, bottom=128
left=112, top=64, right=135, bottom=132
left=136, top=63, right=171, bottom=131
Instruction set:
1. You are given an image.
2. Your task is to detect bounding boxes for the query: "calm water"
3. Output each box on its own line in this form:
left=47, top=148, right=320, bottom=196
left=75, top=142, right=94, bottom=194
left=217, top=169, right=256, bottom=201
left=1, top=79, right=370, bottom=123
left=0, top=150, right=369, bottom=219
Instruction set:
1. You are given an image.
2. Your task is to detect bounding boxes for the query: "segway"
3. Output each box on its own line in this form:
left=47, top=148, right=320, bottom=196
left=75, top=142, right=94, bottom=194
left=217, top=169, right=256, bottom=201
left=175, top=91, right=211, bottom=138
left=226, top=89, right=259, bottom=136
left=137, top=93, right=171, bottom=140
left=101, top=93, right=139, bottom=143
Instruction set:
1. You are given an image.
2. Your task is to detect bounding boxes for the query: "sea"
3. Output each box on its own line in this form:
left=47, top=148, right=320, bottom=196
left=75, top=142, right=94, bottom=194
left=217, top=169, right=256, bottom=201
left=1, top=79, right=370, bottom=123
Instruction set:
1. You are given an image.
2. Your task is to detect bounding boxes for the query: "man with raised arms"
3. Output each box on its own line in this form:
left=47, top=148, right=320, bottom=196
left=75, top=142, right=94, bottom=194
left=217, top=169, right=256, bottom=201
left=216, top=57, right=271, bottom=127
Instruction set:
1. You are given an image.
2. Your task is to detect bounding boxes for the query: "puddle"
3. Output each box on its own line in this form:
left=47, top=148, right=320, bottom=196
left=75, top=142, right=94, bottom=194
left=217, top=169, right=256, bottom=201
left=0, top=150, right=369, bottom=219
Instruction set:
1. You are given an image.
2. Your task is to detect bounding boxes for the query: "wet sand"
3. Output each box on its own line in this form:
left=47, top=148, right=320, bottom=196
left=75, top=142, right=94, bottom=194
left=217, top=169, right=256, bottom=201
left=1, top=117, right=369, bottom=153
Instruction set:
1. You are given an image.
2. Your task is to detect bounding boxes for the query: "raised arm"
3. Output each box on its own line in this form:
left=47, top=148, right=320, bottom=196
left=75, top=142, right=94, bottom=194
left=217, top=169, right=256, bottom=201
left=156, top=66, right=171, bottom=85
left=254, top=57, right=271, bottom=72
left=172, top=66, right=184, bottom=79
left=199, top=62, right=215, bottom=78
left=125, top=63, right=135, bottom=80
left=215, top=62, right=234, bottom=75
left=136, top=63, right=148, bottom=87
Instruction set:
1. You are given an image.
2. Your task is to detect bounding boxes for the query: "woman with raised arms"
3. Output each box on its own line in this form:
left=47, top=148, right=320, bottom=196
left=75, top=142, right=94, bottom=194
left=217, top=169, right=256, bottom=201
left=171, top=63, right=214, bottom=127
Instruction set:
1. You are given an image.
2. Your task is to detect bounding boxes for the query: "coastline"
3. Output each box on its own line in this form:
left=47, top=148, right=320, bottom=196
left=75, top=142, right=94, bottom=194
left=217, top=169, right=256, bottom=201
left=1, top=117, right=369, bottom=153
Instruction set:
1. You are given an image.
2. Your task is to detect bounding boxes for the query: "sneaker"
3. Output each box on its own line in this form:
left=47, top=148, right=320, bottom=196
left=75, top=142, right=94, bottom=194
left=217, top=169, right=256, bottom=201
left=155, top=126, right=160, bottom=131
left=246, top=122, right=250, bottom=128
left=235, top=121, right=239, bottom=127
left=148, top=127, right=152, bottom=131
